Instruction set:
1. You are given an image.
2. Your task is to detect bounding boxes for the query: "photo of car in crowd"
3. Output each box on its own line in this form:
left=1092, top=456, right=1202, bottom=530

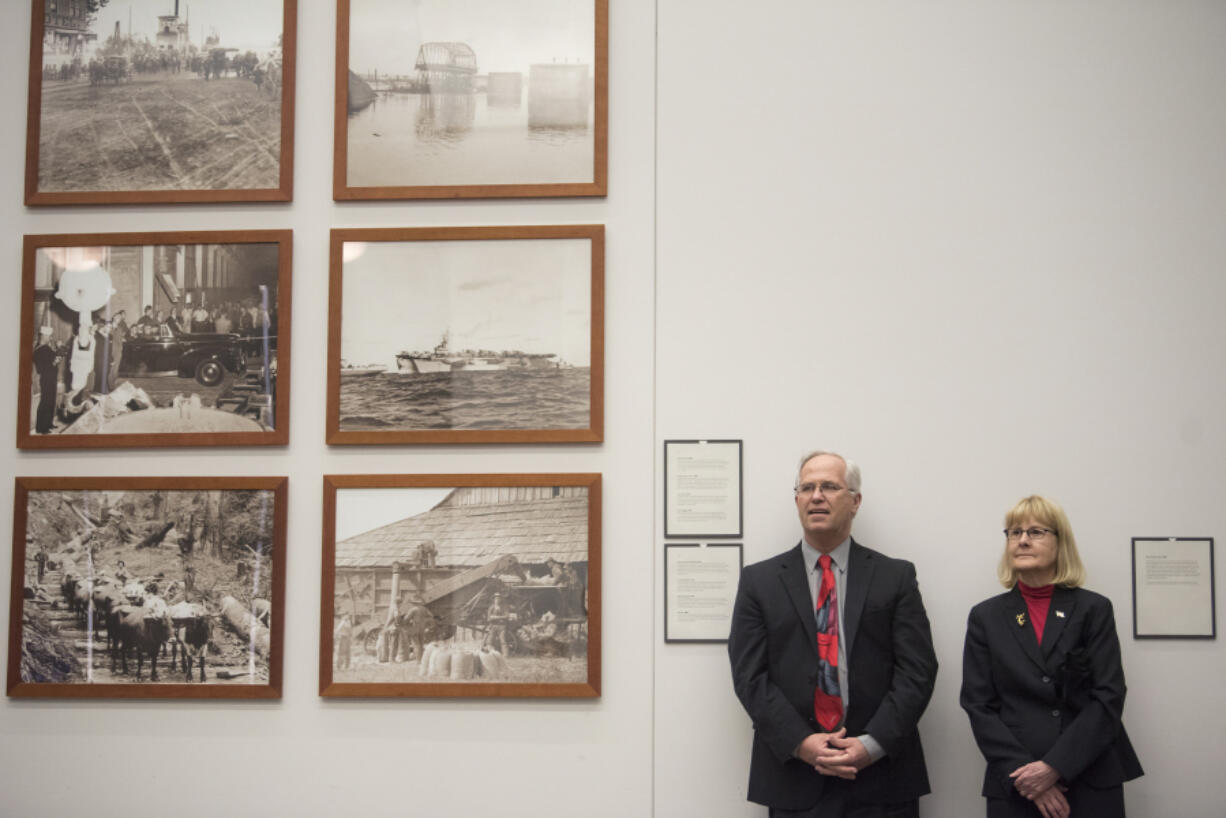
left=120, top=322, right=250, bottom=387
left=17, top=230, right=291, bottom=449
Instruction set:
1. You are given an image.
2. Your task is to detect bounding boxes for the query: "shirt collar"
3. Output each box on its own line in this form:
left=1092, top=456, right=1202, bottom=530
left=801, top=536, right=852, bottom=575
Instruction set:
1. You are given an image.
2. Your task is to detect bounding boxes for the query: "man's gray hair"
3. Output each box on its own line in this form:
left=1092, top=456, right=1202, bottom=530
left=796, top=450, right=862, bottom=495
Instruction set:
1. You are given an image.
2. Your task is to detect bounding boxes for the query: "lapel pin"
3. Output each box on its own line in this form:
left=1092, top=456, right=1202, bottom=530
left=1016, top=613, right=1026, bottom=626
left=1055, top=610, right=1065, bottom=618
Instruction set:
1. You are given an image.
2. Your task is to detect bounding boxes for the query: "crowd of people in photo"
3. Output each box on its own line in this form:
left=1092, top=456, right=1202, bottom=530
left=129, top=300, right=277, bottom=339
left=45, top=42, right=281, bottom=95
left=31, top=294, right=277, bottom=435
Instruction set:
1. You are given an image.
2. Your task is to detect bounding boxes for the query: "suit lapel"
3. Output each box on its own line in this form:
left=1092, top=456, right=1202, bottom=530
left=1004, top=586, right=1046, bottom=671
left=778, top=544, right=819, bottom=659
left=843, top=539, right=872, bottom=657
left=1041, top=586, right=1078, bottom=659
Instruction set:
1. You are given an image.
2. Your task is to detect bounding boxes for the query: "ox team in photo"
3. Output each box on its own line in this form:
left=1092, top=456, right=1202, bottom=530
left=320, top=474, right=600, bottom=698
left=27, top=0, right=295, bottom=203
left=7, top=477, right=287, bottom=699
left=17, top=231, right=291, bottom=449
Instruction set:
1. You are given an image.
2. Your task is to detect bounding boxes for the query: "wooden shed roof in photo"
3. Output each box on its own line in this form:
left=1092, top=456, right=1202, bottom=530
left=335, top=486, right=589, bottom=570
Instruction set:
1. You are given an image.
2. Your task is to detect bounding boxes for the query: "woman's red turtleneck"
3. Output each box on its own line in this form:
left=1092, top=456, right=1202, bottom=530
left=1019, top=581, right=1054, bottom=644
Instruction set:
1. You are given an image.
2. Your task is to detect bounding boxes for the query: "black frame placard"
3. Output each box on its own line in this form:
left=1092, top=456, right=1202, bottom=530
left=663, top=439, right=743, bottom=539
left=663, top=542, right=742, bottom=643
left=1131, top=536, right=1216, bottom=639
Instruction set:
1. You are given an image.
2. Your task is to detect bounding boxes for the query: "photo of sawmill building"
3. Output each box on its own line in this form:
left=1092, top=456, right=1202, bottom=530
left=332, top=485, right=590, bottom=676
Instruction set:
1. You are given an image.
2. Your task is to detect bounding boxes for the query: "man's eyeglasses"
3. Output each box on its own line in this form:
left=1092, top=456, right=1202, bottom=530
left=1004, top=527, right=1055, bottom=541
left=795, top=482, right=847, bottom=499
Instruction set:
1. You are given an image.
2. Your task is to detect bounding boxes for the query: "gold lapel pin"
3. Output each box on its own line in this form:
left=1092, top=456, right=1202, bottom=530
left=1016, top=613, right=1026, bottom=626
left=1055, top=610, right=1065, bottom=618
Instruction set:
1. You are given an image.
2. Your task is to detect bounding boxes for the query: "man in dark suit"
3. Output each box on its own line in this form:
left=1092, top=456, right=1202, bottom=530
left=729, top=451, right=938, bottom=817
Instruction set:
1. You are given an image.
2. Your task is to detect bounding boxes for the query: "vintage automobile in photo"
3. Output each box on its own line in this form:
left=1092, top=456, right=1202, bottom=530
left=119, top=324, right=248, bottom=387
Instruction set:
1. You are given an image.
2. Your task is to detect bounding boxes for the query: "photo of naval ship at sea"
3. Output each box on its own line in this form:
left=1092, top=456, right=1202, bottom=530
left=328, top=225, right=603, bottom=444
left=394, top=331, right=570, bottom=374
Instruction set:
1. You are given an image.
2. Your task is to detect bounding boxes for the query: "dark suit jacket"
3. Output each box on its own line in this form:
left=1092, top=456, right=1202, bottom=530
left=960, top=586, right=1143, bottom=802
left=728, top=539, right=938, bottom=810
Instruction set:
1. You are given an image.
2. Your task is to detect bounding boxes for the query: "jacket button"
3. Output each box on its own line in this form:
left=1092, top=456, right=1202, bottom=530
left=1041, top=676, right=1050, bottom=683
left=1051, top=709, right=1060, bottom=717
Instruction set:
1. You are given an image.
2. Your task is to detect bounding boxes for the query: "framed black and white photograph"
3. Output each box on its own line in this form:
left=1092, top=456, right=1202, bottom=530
left=334, top=0, right=607, bottom=199
left=664, top=543, right=742, bottom=643
left=17, top=231, right=291, bottom=450
left=1132, top=537, right=1216, bottom=639
left=326, top=225, right=603, bottom=444
left=25, top=0, right=296, bottom=205
left=320, top=473, right=600, bottom=698
left=663, top=440, right=743, bottom=538
left=7, top=477, right=287, bottom=699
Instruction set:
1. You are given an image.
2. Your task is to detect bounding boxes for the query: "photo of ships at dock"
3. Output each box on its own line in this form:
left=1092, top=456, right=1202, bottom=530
left=341, top=0, right=603, bottom=194
left=332, top=228, right=601, bottom=441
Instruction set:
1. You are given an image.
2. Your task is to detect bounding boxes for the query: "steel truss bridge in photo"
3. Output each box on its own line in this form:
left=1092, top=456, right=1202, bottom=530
left=414, top=42, right=478, bottom=92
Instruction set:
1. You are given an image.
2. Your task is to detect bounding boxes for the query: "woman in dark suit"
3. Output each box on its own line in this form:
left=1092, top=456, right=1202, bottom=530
left=961, top=495, right=1142, bottom=818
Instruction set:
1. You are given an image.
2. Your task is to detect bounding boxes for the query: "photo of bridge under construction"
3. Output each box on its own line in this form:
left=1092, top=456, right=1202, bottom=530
left=342, top=0, right=602, bottom=193
left=29, top=0, right=290, bottom=200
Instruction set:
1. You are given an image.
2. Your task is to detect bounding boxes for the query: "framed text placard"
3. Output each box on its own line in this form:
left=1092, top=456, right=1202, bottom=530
left=664, top=543, right=742, bottom=643
left=1132, top=537, right=1216, bottom=639
left=663, top=440, right=742, bottom=538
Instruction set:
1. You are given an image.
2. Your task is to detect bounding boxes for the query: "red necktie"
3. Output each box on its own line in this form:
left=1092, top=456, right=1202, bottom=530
left=813, top=553, right=843, bottom=731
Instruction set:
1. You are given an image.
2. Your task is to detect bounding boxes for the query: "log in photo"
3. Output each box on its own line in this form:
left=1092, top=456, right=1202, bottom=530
left=7, top=477, right=287, bottom=699
left=320, top=474, right=600, bottom=698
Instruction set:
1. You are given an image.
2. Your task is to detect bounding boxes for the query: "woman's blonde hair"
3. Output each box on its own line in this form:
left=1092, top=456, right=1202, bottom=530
left=997, top=495, right=1086, bottom=588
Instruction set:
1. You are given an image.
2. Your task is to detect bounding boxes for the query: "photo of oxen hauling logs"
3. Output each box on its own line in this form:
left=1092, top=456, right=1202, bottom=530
left=7, top=477, right=287, bottom=699
left=26, top=0, right=295, bottom=204
left=337, top=0, right=606, bottom=198
left=320, top=474, right=600, bottom=698
left=17, top=231, right=291, bottom=449
left=327, top=225, right=602, bottom=445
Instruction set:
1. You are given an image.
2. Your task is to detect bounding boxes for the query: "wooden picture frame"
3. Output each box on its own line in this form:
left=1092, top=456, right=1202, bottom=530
left=326, top=225, right=603, bottom=444
left=8, top=476, right=287, bottom=699
left=17, top=230, right=291, bottom=449
left=320, top=473, right=601, bottom=698
left=25, top=0, right=296, bottom=205
left=333, top=0, right=607, bottom=200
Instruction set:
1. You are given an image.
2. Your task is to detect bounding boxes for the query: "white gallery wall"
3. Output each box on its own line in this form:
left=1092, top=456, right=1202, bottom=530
left=0, top=2, right=656, bottom=817
left=2, top=2, right=1224, bottom=817
left=654, top=2, right=1225, bottom=818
